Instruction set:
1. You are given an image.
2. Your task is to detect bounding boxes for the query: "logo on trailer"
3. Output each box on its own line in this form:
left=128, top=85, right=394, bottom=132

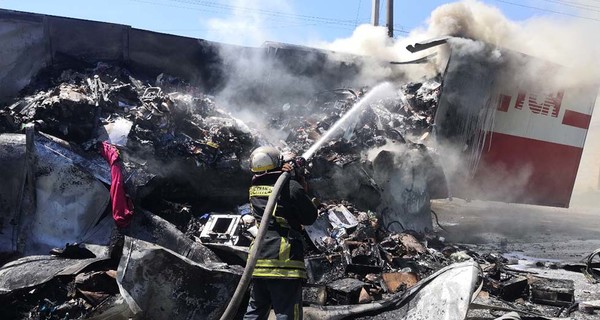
left=496, top=89, right=590, bottom=129
left=497, top=90, right=564, bottom=118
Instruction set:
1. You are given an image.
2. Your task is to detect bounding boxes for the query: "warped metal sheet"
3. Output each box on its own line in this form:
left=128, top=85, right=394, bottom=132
left=373, top=148, right=432, bottom=232
left=304, top=214, right=333, bottom=252
left=20, top=137, right=110, bottom=255
left=0, top=255, right=105, bottom=293
left=328, top=205, right=358, bottom=230
left=0, top=10, right=47, bottom=103
left=35, top=132, right=111, bottom=184
left=127, top=209, right=222, bottom=264
left=304, top=261, right=481, bottom=320
left=117, top=237, right=242, bottom=320
left=0, top=133, right=111, bottom=256
left=373, top=260, right=480, bottom=320
left=0, top=134, right=27, bottom=254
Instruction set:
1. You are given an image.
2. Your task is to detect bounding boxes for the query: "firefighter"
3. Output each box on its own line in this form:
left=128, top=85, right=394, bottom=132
left=243, top=146, right=318, bottom=320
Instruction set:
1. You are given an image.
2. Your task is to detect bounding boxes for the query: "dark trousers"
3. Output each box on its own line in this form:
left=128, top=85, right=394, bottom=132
left=243, top=278, right=303, bottom=320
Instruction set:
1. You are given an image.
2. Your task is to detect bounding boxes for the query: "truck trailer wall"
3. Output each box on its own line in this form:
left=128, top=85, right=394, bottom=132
left=436, top=44, right=598, bottom=207
left=0, top=9, right=231, bottom=103
left=0, top=11, right=49, bottom=103
left=0, top=9, right=368, bottom=106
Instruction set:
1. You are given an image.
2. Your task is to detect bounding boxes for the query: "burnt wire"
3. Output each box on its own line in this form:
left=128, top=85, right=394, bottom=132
left=560, top=301, right=579, bottom=317
left=584, top=248, right=600, bottom=282
left=431, top=209, right=447, bottom=232
left=385, top=220, right=404, bottom=232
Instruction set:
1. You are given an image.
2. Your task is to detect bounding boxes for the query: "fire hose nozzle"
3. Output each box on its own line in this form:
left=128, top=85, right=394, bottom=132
left=293, top=156, right=307, bottom=168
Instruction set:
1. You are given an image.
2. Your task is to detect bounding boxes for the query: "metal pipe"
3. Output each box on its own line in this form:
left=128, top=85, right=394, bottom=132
left=386, top=0, right=394, bottom=38
left=371, top=0, right=380, bottom=26
left=219, top=171, right=291, bottom=320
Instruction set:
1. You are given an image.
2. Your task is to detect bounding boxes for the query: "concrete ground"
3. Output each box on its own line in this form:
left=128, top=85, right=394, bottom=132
left=432, top=198, right=600, bottom=319
left=432, top=199, right=600, bottom=262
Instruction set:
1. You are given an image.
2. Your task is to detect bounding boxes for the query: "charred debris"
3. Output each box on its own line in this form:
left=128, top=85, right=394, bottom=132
left=0, top=63, right=595, bottom=320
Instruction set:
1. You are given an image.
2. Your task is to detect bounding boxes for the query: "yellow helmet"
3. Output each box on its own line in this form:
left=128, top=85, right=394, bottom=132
left=249, top=146, right=282, bottom=173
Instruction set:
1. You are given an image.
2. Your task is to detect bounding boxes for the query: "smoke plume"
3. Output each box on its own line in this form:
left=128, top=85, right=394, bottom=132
left=202, top=0, right=293, bottom=47
left=316, top=0, right=600, bottom=207
left=207, top=0, right=600, bottom=207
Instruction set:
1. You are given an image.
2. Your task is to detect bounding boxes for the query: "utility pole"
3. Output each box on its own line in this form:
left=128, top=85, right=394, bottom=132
left=371, top=0, right=380, bottom=26
left=386, top=0, right=394, bottom=38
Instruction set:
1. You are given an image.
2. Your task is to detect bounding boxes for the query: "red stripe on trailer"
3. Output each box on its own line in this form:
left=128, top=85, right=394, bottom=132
left=472, top=132, right=583, bottom=207
left=562, top=110, right=592, bottom=129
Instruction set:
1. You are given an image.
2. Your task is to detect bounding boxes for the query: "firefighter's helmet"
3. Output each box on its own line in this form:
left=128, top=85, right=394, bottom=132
left=249, top=146, right=282, bottom=173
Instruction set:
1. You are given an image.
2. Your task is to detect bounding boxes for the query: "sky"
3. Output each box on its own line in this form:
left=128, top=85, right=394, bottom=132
left=0, top=0, right=598, bottom=47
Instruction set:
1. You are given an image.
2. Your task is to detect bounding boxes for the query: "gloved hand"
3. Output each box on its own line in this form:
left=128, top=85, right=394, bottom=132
left=311, top=197, right=321, bottom=208
left=282, top=158, right=308, bottom=191
left=282, top=163, right=293, bottom=172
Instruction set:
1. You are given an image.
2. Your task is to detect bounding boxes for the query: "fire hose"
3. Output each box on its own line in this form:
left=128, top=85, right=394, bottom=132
left=219, top=171, right=291, bottom=320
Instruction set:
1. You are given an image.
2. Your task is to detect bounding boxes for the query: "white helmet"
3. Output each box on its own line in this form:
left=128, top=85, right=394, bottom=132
left=249, top=146, right=282, bottom=173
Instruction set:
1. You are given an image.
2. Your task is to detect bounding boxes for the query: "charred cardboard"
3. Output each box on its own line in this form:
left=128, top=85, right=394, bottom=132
left=303, top=285, right=328, bottom=306
left=342, top=241, right=384, bottom=275
left=305, top=253, right=345, bottom=285
left=326, top=278, right=367, bottom=305
left=381, top=272, right=419, bottom=293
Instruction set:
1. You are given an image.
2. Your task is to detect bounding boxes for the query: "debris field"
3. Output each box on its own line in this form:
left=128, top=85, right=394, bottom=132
left=0, top=60, right=598, bottom=320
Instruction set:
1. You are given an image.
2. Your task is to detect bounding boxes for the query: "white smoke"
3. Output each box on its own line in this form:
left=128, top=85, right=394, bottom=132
left=425, top=0, right=600, bottom=87
left=314, top=0, right=600, bottom=208
left=313, top=0, right=600, bottom=86
left=202, top=0, right=294, bottom=47
left=205, top=0, right=600, bottom=207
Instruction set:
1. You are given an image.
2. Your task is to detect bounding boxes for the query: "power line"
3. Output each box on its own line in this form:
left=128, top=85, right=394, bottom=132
left=128, top=0, right=410, bottom=34
left=129, top=0, right=371, bottom=30
left=134, top=0, right=359, bottom=27
left=535, top=0, right=600, bottom=11
left=178, top=0, right=412, bottom=33
left=172, top=0, right=359, bottom=26
left=494, top=0, right=600, bottom=21
left=155, top=21, right=322, bottom=32
left=129, top=0, right=247, bottom=19
left=355, top=0, right=362, bottom=27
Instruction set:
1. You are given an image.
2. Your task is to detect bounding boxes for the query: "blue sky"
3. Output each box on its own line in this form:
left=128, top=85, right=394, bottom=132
left=0, top=0, right=595, bottom=46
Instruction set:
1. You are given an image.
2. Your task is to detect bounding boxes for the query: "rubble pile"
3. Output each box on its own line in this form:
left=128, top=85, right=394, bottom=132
left=1, top=63, right=595, bottom=320
left=1, top=62, right=448, bottom=228
left=1, top=63, right=256, bottom=168
left=195, top=200, right=592, bottom=319
left=256, top=80, right=448, bottom=232
left=270, top=80, right=441, bottom=164
left=300, top=201, right=450, bottom=301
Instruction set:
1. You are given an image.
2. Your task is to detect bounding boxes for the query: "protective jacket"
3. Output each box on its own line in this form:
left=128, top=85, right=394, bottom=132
left=249, top=171, right=317, bottom=279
